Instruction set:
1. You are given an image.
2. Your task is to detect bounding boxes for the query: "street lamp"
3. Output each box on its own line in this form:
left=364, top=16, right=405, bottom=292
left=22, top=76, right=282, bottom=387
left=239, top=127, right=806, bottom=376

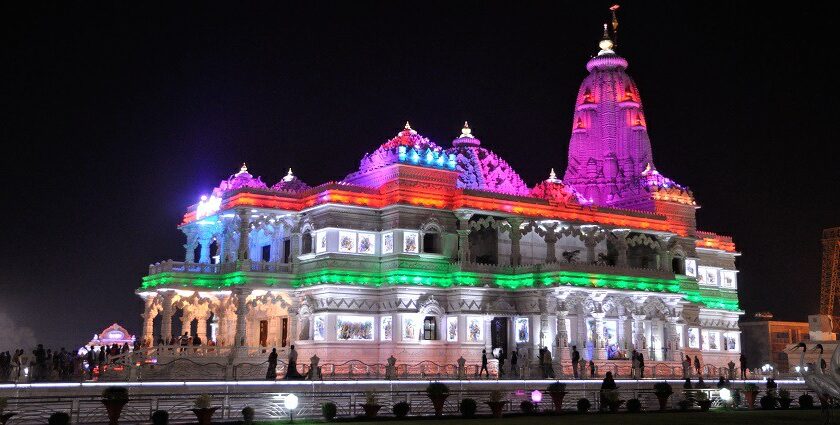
left=719, top=387, right=732, bottom=402
left=285, top=393, right=299, bottom=423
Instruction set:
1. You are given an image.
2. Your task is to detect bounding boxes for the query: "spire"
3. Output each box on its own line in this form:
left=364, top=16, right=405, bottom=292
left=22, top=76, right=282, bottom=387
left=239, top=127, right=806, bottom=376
left=452, top=121, right=481, bottom=146
left=598, top=23, right=615, bottom=54
left=238, top=163, right=248, bottom=175
left=404, top=121, right=412, bottom=131
left=399, top=121, right=417, bottom=136
left=548, top=168, right=560, bottom=182
left=283, top=168, right=295, bottom=182
left=460, top=121, right=474, bottom=138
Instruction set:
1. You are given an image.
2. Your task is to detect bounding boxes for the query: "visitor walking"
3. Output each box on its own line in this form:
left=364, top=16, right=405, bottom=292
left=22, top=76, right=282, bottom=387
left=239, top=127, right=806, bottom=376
left=589, top=360, right=595, bottom=378
left=739, top=353, right=747, bottom=379
left=637, top=352, right=645, bottom=379
left=284, top=345, right=303, bottom=379
left=498, top=349, right=506, bottom=378
left=599, top=371, right=617, bottom=411
left=571, top=346, right=580, bottom=379
left=682, top=355, right=691, bottom=379
left=510, top=350, right=518, bottom=378
left=630, top=350, right=639, bottom=379
left=542, top=348, right=555, bottom=378
left=266, top=348, right=277, bottom=380
left=694, top=355, right=702, bottom=376
left=479, top=349, right=489, bottom=378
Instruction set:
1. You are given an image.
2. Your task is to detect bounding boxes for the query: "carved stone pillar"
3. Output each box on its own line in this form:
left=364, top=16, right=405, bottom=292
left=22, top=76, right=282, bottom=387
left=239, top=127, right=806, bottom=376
left=180, top=314, right=193, bottom=339
left=237, top=209, right=250, bottom=261
left=234, top=288, right=252, bottom=348
left=617, top=315, right=629, bottom=350
left=666, top=316, right=679, bottom=361
left=544, top=227, right=558, bottom=263
left=141, top=296, right=158, bottom=346
left=183, top=231, right=198, bottom=263
left=198, top=234, right=213, bottom=264
left=584, top=237, right=598, bottom=264
left=456, top=211, right=473, bottom=262
left=591, top=311, right=606, bottom=360
left=632, top=313, right=647, bottom=351
left=484, top=316, right=493, bottom=354
left=613, top=231, right=630, bottom=267
left=507, top=217, right=524, bottom=266
left=160, top=292, right=176, bottom=344
left=196, top=311, right=209, bottom=344
left=555, top=310, right=569, bottom=360
left=658, top=248, right=673, bottom=272
left=530, top=313, right=541, bottom=360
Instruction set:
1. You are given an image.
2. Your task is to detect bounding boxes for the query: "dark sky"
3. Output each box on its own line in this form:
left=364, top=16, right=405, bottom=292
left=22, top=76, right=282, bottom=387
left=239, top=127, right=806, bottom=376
left=2, top=2, right=838, bottom=349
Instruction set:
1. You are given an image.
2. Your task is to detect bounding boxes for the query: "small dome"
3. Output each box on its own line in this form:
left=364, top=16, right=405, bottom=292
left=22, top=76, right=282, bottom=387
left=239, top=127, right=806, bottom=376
left=446, top=124, right=530, bottom=196
left=351, top=122, right=453, bottom=177
left=213, top=163, right=268, bottom=196
left=531, top=169, right=588, bottom=205
left=271, top=168, right=310, bottom=192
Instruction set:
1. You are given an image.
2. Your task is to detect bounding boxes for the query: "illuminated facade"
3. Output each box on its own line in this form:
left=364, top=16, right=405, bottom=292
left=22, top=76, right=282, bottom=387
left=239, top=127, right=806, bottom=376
left=137, top=29, right=742, bottom=372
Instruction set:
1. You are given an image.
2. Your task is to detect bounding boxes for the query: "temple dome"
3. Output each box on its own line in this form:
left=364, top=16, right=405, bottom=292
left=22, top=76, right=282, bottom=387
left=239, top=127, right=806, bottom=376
left=212, top=163, right=268, bottom=196
left=531, top=169, right=588, bottom=205
left=271, top=168, right=310, bottom=192
left=351, top=122, right=452, bottom=177
left=445, top=123, right=530, bottom=196
left=562, top=30, right=688, bottom=207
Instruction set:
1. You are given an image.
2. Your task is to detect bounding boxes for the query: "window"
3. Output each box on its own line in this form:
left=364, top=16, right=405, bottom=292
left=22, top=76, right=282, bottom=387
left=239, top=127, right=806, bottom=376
left=423, top=233, right=440, bottom=253
left=774, top=332, right=789, bottom=342
left=283, top=238, right=291, bottom=262
left=423, top=316, right=437, bottom=340
left=261, top=245, right=271, bottom=261
left=301, top=231, right=313, bottom=254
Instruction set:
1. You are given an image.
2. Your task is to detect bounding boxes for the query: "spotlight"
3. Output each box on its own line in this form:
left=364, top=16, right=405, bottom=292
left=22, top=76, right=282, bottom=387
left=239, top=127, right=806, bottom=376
left=531, top=390, right=543, bottom=403
left=719, top=387, right=731, bottom=401
left=285, top=394, right=298, bottom=423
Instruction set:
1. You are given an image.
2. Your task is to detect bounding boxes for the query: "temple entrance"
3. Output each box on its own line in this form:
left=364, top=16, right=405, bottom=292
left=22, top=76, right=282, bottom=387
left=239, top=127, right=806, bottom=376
left=491, top=317, right=508, bottom=358
left=259, top=320, right=268, bottom=347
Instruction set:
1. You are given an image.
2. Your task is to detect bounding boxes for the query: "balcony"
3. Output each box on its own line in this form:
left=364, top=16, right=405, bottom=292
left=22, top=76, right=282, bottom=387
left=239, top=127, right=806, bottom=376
left=148, top=259, right=292, bottom=276
left=454, top=260, right=677, bottom=280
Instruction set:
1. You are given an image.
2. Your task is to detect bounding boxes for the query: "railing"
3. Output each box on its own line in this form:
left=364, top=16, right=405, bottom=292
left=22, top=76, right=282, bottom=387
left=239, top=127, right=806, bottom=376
left=454, top=260, right=675, bottom=279
left=0, top=383, right=818, bottom=424
left=148, top=260, right=291, bottom=276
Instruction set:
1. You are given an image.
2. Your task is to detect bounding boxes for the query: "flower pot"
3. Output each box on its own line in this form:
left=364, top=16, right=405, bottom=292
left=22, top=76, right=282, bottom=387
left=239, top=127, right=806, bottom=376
left=655, top=394, right=670, bottom=411
left=430, top=395, right=449, bottom=416
left=361, top=404, right=381, bottom=418
left=699, top=400, right=712, bottom=412
left=486, top=401, right=505, bottom=418
left=548, top=391, right=566, bottom=413
left=1, top=413, right=17, bottom=425
left=191, top=407, right=218, bottom=425
left=102, top=400, right=128, bottom=425
left=744, top=391, right=758, bottom=410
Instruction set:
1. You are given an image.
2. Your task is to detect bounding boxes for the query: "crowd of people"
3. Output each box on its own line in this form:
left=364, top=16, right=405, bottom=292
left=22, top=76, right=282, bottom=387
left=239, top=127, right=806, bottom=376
left=0, top=342, right=135, bottom=382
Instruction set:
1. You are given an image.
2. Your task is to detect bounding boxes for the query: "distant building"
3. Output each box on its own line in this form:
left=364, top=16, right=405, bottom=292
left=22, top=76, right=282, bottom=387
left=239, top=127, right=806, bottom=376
left=740, top=316, right=809, bottom=371
left=85, top=323, right=135, bottom=350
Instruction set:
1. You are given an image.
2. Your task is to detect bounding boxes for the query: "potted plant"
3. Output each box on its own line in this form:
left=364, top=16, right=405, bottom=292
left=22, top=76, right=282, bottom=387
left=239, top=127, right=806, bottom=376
left=486, top=390, right=506, bottom=418
left=696, top=391, right=712, bottom=411
left=460, top=398, right=477, bottom=418
left=242, top=406, right=255, bottom=424
left=743, top=384, right=759, bottom=409
left=322, top=402, right=337, bottom=421
left=653, top=382, right=673, bottom=411
left=361, top=391, right=382, bottom=418
left=101, top=386, right=129, bottom=425
left=150, top=410, right=168, bottom=425
left=778, top=390, right=792, bottom=410
left=191, top=394, right=218, bottom=425
left=48, top=412, right=70, bottom=425
left=626, top=398, right=642, bottom=413
left=0, top=397, right=15, bottom=425
left=392, top=401, right=410, bottom=418
left=576, top=398, right=591, bottom=413
left=603, top=389, right=623, bottom=413
left=799, top=394, right=814, bottom=409
left=677, top=398, right=694, bottom=411
left=546, top=382, right=567, bottom=413
left=426, top=382, right=450, bottom=416
left=520, top=400, right=536, bottom=414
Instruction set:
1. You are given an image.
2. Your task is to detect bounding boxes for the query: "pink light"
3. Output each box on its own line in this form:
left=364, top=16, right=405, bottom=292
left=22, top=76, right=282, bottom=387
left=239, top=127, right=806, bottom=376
left=531, top=390, right=543, bottom=403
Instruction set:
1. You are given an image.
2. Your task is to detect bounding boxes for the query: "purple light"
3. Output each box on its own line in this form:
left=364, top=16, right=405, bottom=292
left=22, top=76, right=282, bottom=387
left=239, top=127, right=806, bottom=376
left=531, top=390, right=542, bottom=403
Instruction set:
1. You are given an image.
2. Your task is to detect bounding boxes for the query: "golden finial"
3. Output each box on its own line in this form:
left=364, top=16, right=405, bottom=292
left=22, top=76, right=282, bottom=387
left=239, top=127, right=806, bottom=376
left=549, top=168, right=558, bottom=181
left=239, top=163, right=248, bottom=174
left=404, top=121, right=412, bottom=130
left=283, top=168, right=294, bottom=182
left=599, top=23, right=614, bottom=52
left=460, top=121, right=473, bottom=138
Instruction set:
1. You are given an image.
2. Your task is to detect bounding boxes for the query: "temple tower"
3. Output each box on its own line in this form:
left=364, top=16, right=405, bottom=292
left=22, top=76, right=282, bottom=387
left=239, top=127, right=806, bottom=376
left=819, top=227, right=840, bottom=317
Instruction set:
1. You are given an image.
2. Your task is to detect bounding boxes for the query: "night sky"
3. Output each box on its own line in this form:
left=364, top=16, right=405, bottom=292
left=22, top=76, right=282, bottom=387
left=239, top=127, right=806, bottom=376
left=2, top=2, right=838, bottom=350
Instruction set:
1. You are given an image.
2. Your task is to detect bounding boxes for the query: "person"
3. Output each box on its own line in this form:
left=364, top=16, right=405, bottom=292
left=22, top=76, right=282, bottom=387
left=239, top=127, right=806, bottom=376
left=285, top=345, right=303, bottom=379
left=543, top=348, right=555, bottom=378
left=571, top=346, right=580, bottom=379
left=589, top=360, right=596, bottom=378
left=510, top=350, right=518, bottom=378
left=631, top=350, right=639, bottom=379
left=694, top=355, right=702, bottom=376
left=682, top=355, right=691, bottom=379
left=266, top=348, right=278, bottom=380
left=479, top=349, right=489, bottom=378
left=696, top=376, right=706, bottom=389
left=599, top=371, right=617, bottom=411
left=821, top=357, right=827, bottom=374
left=637, top=352, right=645, bottom=379
left=683, top=378, right=693, bottom=389
left=716, top=376, right=726, bottom=388
left=739, top=353, right=747, bottom=380
left=498, top=349, right=506, bottom=378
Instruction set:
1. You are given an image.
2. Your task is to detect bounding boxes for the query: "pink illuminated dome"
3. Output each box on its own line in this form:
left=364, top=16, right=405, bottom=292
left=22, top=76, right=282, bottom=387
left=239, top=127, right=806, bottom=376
left=562, top=25, right=690, bottom=207
left=271, top=168, right=310, bottom=192
left=531, top=168, right=588, bottom=205
left=446, top=122, right=531, bottom=196
left=212, top=163, right=268, bottom=196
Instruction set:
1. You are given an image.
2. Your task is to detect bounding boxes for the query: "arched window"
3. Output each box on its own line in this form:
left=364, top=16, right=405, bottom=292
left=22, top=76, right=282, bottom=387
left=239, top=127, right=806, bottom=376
left=672, top=257, right=684, bottom=274
left=301, top=231, right=313, bottom=254
left=423, top=316, right=437, bottom=340
left=209, top=240, right=220, bottom=264
left=423, top=232, right=440, bottom=254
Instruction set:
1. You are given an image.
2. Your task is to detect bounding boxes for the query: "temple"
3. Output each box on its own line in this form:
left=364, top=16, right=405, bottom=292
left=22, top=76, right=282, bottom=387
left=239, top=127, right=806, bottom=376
left=136, top=26, right=742, bottom=376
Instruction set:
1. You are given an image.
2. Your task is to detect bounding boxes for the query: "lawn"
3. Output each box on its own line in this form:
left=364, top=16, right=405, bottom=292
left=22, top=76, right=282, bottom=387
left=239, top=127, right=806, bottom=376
left=254, top=409, right=823, bottom=425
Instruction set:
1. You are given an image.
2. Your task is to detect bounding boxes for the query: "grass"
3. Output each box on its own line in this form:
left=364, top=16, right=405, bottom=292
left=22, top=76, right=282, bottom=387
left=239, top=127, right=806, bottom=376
left=250, top=409, right=823, bottom=425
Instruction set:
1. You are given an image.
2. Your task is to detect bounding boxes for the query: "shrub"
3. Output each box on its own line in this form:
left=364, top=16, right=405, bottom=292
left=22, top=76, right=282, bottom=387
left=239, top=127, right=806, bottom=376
left=488, top=390, right=504, bottom=403
left=48, top=412, right=71, bottom=425
left=241, top=406, right=255, bottom=423
left=760, top=395, right=776, bottom=410
left=678, top=399, right=693, bottom=411
left=520, top=400, right=536, bottom=414
left=460, top=398, right=477, bottom=418
left=426, top=382, right=450, bottom=398
left=626, top=398, right=642, bottom=413
left=151, top=410, right=169, bottom=425
left=778, top=389, right=791, bottom=400
left=322, top=402, right=337, bottom=420
left=363, top=391, right=377, bottom=405
left=547, top=382, right=567, bottom=393
left=799, top=394, right=815, bottom=409
left=194, top=394, right=213, bottom=409
left=653, top=382, right=673, bottom=397
left=101, top=386, right=129, bottom=401
left=744, top=383, right=759, bottom=392
left=576, top=398, right=591, bottom=413
left=392, top=401, right=410, bottom=418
